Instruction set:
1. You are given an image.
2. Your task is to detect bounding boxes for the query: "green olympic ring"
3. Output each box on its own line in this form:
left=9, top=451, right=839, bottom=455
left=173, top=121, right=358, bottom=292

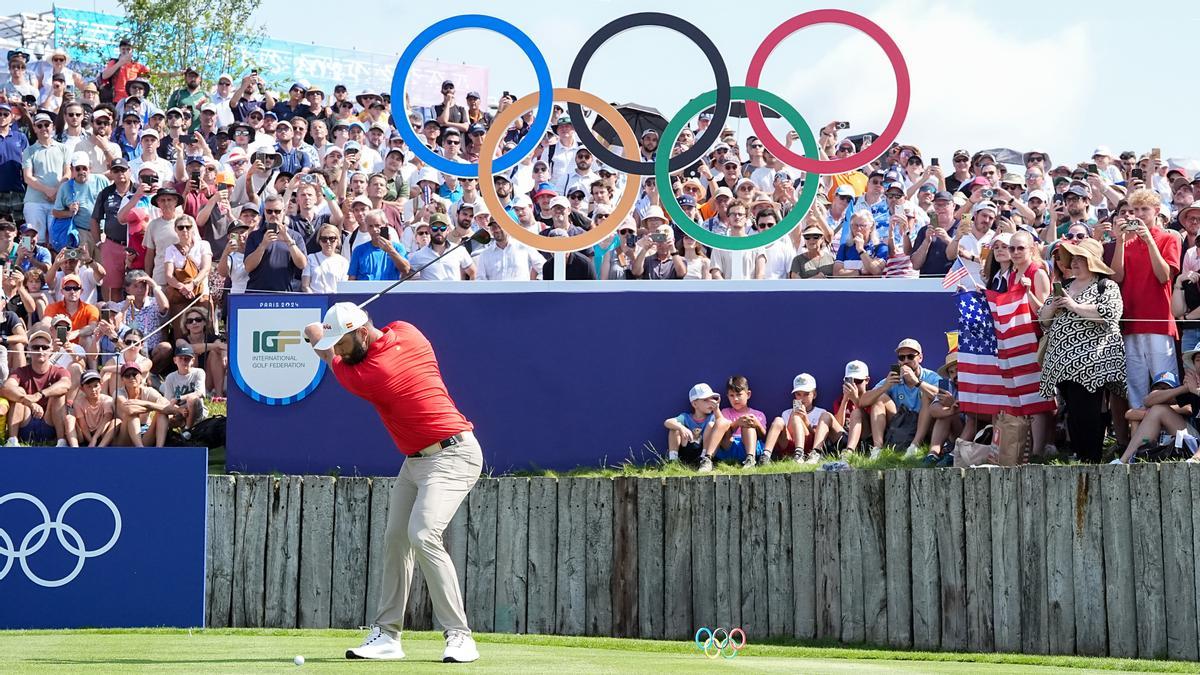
left=657, top=86, right=820, bottom=252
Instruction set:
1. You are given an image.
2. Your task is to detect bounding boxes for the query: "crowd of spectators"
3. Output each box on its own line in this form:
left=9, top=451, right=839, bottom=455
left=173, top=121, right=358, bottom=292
left=3, top=40, right=1200, bottom=459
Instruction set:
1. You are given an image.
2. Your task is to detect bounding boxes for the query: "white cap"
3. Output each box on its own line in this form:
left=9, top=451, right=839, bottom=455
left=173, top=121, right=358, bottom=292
left=415, top=166, right=441, bottom=185
left=1027, top=189, right=1048, bottom=202
left=688, top=383, right=721, bottom=402
left=792, top=373, right=816, bottom=393
left=140, top=127, right=160, bottom=139
left=642, top=205, right=667, bottom=222
left=972, top=200, right=997, bottom=215
left=834, top=184, right=856, bottom=198
left=511, top=195, right=533, bottom=209
left=313, top=302, right=369, bottom=351
left=844, top=360, right=869, bottom=380
left=993, top=232, right=1014, bottom=246
left=548, top=195, right=571, bottom=210
left=70, top=151, right=91, bottom=168
left=1091, top=145, right=1113, bottom=158
left=895, top=338, right=923, bottom=354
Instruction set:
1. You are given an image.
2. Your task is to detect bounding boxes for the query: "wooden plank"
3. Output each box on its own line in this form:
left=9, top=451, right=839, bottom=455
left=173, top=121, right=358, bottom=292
left=1130, top=464, right=1167, bottom=660
left=909, top=469, right=940, bottom=650
left=232, top=474, right=269, bottom=627
left=330, top=477, right=370, bottom=629
left=298, top=476, right=335, bottom=628
left=938, top=469, right=967, bottom=652
left=466, top=477, right=498, bottom=633
left=206, top=475, right=235, bottom=628
left=636, top=477, right=665, bottom=639
left=858, top=470, right=888, bottom=647
left=556, top=477, right=587, bottom=636
left=525, top=477, right=556, bottom=634
left=494, top=477, right=529, bottom=634
left=1191, top=465, right=1200, bottom=662
left=585, top=478, right=614, bottom=636
left=713, top=475, right=741, bottom=629
left=1101, top=464, right=1137, bottom=658
left=791, top=472, right=816, bottom=640
left=990, top=468, right=1021, bottom=653
left=663, top=477, right=693, bottom=639
left=963, top=468, right=994, bottom=653
left=765, top=473, right=794, bottom=639
left=1160, top=463, right=1198, bottom=661
left=1072, top=467, right=1107, bottom=657
left=884, top=470, right=912, bottom=648
left=264, top=475, right=301, bottom=628
left=611, top=477, right=638, bottom=638
left=364, top=476, right=394, bottom=626
left=740, top=474, right=769, bottom=639
left=838, top=471, right=864, bottom=644
left=1044, top=467, right=1076, bottom=655
left=690, top=477, right=716, bottom=632
left=814, top=471, right=840, bottom=641
left=1019, top=465, right=1048, bottom=654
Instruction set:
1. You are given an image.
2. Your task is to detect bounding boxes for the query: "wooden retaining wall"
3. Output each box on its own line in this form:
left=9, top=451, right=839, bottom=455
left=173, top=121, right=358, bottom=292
left=206, top=465, right=1200, bottom=659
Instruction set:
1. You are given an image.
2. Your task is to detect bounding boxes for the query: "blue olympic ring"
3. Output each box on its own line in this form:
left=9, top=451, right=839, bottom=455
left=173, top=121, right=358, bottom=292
left=390, top=14, right=554, bottom=177
left=693, top=626, right=746, bottom=659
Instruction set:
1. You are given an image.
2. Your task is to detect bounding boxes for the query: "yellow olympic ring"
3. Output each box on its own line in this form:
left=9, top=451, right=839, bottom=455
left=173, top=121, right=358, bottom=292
left=478, top=88, right=640, bottom=253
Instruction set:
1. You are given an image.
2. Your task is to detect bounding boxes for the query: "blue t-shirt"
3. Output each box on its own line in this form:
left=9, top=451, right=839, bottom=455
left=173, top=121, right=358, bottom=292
left=348, top=241, right=410, bottom=281
left=874, top=366, right=940, bottom=412
left=54, top=175, right=111, bottom=234
left=673, top=411, right=716, bottom=444
left=835, top=242, right=890, bottom=263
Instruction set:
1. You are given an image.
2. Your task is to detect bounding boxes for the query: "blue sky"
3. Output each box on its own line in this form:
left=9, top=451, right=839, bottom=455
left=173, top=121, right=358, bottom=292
left=78, top=0, right=1200, bottom=168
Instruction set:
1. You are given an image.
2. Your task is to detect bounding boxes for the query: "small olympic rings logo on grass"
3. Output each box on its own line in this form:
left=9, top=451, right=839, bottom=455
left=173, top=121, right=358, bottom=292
left=694, top=626, right=746, bottom=659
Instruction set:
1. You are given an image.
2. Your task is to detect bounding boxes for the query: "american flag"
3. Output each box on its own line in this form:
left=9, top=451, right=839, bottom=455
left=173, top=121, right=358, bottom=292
left=956, top=289, right=1056, bottom=416
left=942, top=258, right=980, bottom=289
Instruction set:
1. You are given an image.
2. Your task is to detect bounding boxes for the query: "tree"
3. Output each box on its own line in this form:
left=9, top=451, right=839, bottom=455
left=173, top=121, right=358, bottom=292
left=61, top=0, right=267, bottom=97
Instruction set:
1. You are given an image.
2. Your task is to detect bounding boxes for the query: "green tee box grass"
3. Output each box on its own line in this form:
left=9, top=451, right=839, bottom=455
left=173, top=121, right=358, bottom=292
left=0, top=629, right=1188, bottom=673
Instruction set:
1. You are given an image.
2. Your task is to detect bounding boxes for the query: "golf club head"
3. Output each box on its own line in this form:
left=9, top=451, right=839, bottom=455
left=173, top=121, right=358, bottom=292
left=470, top=229, right=493, bottom=245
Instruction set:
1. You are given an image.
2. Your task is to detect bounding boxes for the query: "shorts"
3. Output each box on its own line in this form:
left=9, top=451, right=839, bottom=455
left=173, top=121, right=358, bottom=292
left=22, top=203, right=51, bottom=240
left=716, top=436, right=763, bottom=462
left=100, top=239, right=128, bottom=290
left=0, top=191, right=22, bottom=222
left=20, top=417, right=56, bottom=443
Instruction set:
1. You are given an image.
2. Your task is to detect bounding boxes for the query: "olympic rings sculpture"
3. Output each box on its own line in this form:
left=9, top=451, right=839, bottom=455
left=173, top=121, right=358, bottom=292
left=390, top=10, right=910, bottom=252
left=694, top=626, right=747, bottom=659
left=0, top=492, right=122, bottom=588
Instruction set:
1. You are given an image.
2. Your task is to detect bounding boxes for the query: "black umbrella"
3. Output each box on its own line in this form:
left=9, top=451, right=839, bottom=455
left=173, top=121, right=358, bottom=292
left=701, top=102, right=782, bottom=119
left=589, top=102, right=667, bottom=146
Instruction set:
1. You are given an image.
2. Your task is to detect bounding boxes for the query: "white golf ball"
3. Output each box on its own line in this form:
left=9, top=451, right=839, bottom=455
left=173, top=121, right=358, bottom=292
left=294, top=655, right=305, bottom=666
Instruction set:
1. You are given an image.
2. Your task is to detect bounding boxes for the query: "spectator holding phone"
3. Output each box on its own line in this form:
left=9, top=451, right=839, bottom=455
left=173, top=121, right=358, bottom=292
left=243, top=194, right=307, bottom=292
left=854, top=339, right=940, bottom=458
left=43, top=273, right=99, bottom=344
left=764, top=373, right=840, bottom=464
left=633, top=222, right=686, bottom=280
left=707, top=375, right=767, bottom=470
left=46, top=245, right=105, bottom=304
left=51, top=152, right=109, bottom=254
left=347, top=211, right=409, bottom=282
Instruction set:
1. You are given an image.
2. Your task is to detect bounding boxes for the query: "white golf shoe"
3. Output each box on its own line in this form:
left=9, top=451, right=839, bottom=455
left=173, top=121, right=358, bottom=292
left=442, top=630, right=479, bottom=663
left=345, top=626, right=405, bottom=660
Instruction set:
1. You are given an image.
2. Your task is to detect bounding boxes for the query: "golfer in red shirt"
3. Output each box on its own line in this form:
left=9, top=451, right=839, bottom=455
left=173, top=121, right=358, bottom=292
left=305, top=302, right=482, bottom=663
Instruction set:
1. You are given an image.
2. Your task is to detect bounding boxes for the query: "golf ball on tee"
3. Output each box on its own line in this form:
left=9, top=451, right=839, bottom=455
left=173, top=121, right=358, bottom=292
left=294, top=655, right=305, bottom=666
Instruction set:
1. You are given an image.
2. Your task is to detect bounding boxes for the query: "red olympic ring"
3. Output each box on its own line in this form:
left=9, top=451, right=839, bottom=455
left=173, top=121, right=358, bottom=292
left=744, top=9, right=910, bottom=175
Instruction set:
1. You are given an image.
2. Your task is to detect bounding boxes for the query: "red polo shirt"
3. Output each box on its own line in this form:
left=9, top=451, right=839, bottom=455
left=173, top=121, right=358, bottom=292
left=331, top=321, right=472, bottom=456
left=1120, top=227, right=1180, bottom=337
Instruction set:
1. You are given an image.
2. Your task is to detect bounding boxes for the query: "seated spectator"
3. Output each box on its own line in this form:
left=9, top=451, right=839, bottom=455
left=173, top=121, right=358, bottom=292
left=1116, top=369, right=1197, bottom=464
left=477, top=219, right=544, bottom=281
left=833, top=211, right=888, bottom=277
left=852, top=338, right=939, bottom=458
left=101, top=327, right=153, bottom=397
left=161, top=343, right=207, bottom=429
left=15, top=224, right=52, bottom=274
left=115, top=362, right=184, bottom=447
left=663, top=383, right=722, bottom=465
left=764, top=373, right=840, bottom=464
left=177, top=306, right=226, bottom=400
left=65, top=369, right=116, bottom=447
left=347, top=211, right=409, bottom=281
left=706, top=375, right=766, bottom=470
left=927, top=352, right=962, bottom=460
left=6, top=267, right=48, bottom=328
left=2, top=328, right=70, bottom=446
left=791, top=224, right=835, bottom=278
left=46, top=314, right=87, bottom=391
left=408, top=213, right=474, bottom=280
left=43, top=273, right=99, bottom=343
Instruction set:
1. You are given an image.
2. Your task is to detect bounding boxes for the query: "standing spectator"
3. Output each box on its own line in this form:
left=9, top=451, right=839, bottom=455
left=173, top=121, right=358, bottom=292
left=633, top=223, right=685, bottom=280
left=347, top=211, right=409, bottom=281
left=708, top=204, right=757, bottom=278
left=2, top=327, right=70, bottom=446
left=143, top=187, right=183, bottom=285
left=243, top=194, right=308, bottom=292
left=163, top=215, right=213, bottom=335
left=301, top=224, right=350, bottom=292
left=51, top=152, right=109, bottom=253
left=1111, top=188, right=1181, bottom=414
left=947, top=201, right=997, bottom=263
left=165, top=68, right=207, bottom=127
left=790, top=224, right=835, bottom=278
left=22, top=112, right=69, bottom=239
left=1039, top=238, right=1126, bottom=463
left=909, top=191, right=958, bottom=275
left=477, top=219, right=544, bottom=280
left=216, top=207, right=257, bottom=296
left=91, top=158, right=138, bottom=301
left=99, top=38, right=150, bottom=103
left=407, top=213, right=474, bottom=280
left=0, top=103, right=29, bottom=225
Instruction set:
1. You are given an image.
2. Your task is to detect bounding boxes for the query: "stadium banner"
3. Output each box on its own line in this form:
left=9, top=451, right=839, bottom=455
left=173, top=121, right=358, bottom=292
left=230, top=295, right=327, bottom=405
left=227, top=283, right=955, bottom=475
left=0, top=447, right=207, bottom=629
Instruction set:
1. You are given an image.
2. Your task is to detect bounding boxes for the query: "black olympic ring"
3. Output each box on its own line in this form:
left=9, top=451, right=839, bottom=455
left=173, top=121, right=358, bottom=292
left=566, top=12, right=731, bottom=175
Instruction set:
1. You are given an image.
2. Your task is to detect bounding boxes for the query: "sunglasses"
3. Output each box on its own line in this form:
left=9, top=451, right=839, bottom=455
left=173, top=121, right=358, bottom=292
left=264, top=209, right=283, bottom=215
left=62, top=286, right=81, bottom=292
left=803, top=234, right=823, bottom=240
left=898, top=353, right=918, bottom=361
left=185, top=316, right=205, bottom=324
left=430, top=225, right=448, bottom=232
left=175, top=225, right=191, bottom=231
left=123, top=340, right=138, bottom=346
left=1062, top=233, right=1088, bottom=241
left=65, top=112, right=83, bottom=118
left=1010, top=246, right=1028, bottom=252
left=738, top=186, right=754, bottom=191
left=416, top=230, right=431, bottom=236
left=29, top=344, right=51, bottom=351
left=319, top=236, right=338, bottom=243
left=34, top=122, right=51, bottom=129
left=954, top=157, right=969, bottom=163
left=444, top=140, right=461, bottom=145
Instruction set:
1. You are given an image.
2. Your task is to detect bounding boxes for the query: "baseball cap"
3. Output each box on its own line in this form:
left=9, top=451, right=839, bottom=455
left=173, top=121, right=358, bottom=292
left=952, top=149, right=970, bottom=160
left=313, top=302, right=370, bottom=351
left=429, top=213, right=450, bottom=227
left=70, top=152, right=90, bottom=168
left=51, top=313, right=72, bottom=326
left=175, top=343, right=196, bottom=358
left=1091, top=146, right=1113, bottom=158
left=678, top=194, right=696, bottom=207
left=643, top=205, right=667, bottom=222
left=895, top=338, right=923, bottom=354
left=80, top=370, right=102, bottom=385
left=140, top=127, right=160, bottom=140
left=844, top=360, right=869, bottom=380
left=511, top=195, right=533, bottom=209
left=62, top=273, right=82, bottom=287
left=344, top=140, right=361, bottom=152
left=1065, top=184, right=1089, bottom=198
left=1152, top=371, right=1180, bottom=388
left=32, top=112, right=52, bottom=125
left=883, top=181, right=904, bottom=193
left=548, top=195, right=571, bottom=210
left=972, top=201, right=998, bottom=215
left=933, top=190, right=954, bottom=202
left=120, top=362, right=143, bottom=377
left=466, top=91, right=481, bottom=99
left=1027, top=189, right=1049, bottom=202
left=918, top=182, right=937, bottom=193
left=27, top=329, right=52, bottom=345
left=533, top=183, right=557, bottom=200
left=834, top=185, right=856, bottom=199
left=688, top=383, right=721, bottom=402
left=792, top=373, right=817, bottom=393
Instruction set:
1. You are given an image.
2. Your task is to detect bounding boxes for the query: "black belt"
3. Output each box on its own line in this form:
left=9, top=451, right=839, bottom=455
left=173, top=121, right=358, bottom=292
left=414, top=433, right=466, bottom=458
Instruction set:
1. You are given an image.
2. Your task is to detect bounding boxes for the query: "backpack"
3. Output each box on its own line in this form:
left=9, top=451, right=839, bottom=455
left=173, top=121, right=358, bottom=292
left=884, top=407, right=920, bottom=448
left=167, top=415, right=227, bottom=449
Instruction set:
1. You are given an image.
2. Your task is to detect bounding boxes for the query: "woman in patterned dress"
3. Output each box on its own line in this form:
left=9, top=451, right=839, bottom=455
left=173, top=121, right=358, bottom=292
left=1037, top=238, right=1126, bottom=462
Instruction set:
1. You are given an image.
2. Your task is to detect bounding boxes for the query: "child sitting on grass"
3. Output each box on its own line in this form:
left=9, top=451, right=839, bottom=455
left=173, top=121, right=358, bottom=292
left=707, top=375, right=766, bottom=471
left=663, top=383, right=722, bottom=466
left=764, top=373, right=842, bottom=464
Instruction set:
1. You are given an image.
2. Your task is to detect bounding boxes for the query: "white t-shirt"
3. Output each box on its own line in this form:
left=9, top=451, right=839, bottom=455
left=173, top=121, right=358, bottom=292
left=144, top=217, right=180, bottom=285
left=780, top=406, right=829, bottom=427
left=476, top=242, right=544, bottom=281
left=161, top=368, right=206, bottom=401
left=302, top=251, right=349, bottom=293
left=758, top=237, right=798, bottom=280
left=52, top=266, right=99, bottom=305
left=958, top=229, right=996, bottom=261
left=128, top=157, right=174, bottom=186
left=710, top=247, right=759, bottom=280
left=163, top=241, right=213, bottom=294
left=225, top=251, right=248, bottom=294
left=407, top=245, right=473, bottom=280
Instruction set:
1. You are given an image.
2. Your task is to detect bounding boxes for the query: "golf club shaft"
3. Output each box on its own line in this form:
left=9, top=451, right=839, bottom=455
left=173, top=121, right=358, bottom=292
left=356, top=235, right=479, bottom=309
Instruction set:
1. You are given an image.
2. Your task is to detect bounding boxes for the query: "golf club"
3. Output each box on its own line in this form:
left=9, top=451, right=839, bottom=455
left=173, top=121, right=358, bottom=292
left=357, top=228, right=492, bottom=308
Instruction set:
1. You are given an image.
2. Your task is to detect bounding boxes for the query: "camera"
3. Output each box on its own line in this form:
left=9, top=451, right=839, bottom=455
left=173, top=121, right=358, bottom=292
left=981, top=189, right=995, bottom=199
left=64, top=248, right=80, bottom=260
left=300, top=174, right=319, bottom=184
left=835, top=121, right=850, bottom=130
left=1122, top=218, right=1142, bottom=232
left=182, top=134, right=196, bottom=144
left=650, top=233, right=668, bottom=243
left=930, top=157, right=939, bottom=167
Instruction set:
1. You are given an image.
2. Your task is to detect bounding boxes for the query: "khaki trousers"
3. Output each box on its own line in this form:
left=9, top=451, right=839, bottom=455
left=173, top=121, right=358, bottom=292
left=374, top=432, right=482, bottom=636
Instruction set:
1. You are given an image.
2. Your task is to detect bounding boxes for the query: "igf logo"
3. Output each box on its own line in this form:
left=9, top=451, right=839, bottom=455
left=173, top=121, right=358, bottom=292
left=253, top=330, right=302, bottom=353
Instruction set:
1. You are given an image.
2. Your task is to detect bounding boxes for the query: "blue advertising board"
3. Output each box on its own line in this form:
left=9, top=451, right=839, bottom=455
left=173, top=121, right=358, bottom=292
left=226, top=281, right=956, bottom=475
left=0, top=447, right=208, bottom=629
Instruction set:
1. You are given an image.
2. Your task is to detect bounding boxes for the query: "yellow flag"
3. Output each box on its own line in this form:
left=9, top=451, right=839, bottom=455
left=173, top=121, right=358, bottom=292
left=945, top=331, right=959, bottom=353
